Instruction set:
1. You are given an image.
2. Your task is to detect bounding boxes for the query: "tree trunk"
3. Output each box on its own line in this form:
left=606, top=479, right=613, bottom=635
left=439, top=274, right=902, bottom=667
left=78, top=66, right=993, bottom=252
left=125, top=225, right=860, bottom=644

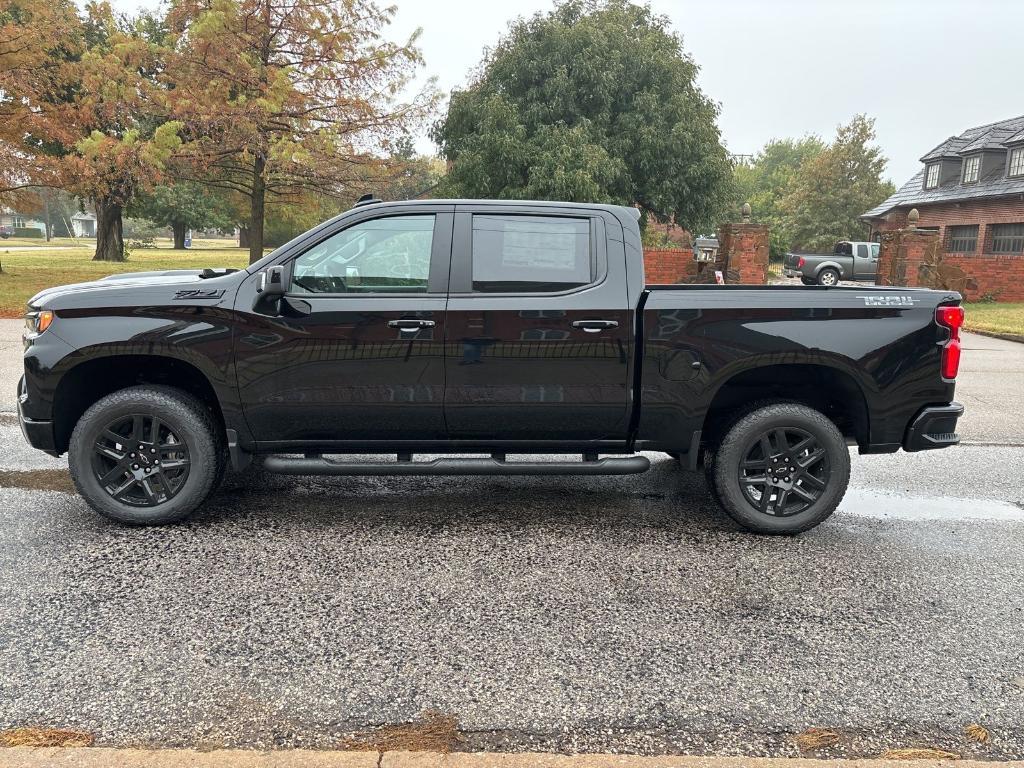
left=238, top=226, right=250, bottom=249
left=172, top=221, right=187, bottom=249
left=248, top=154, right=266, bottom=265
left=43, top=195, right=52, bottom=242
left=93, top=197, right=125, bottom=261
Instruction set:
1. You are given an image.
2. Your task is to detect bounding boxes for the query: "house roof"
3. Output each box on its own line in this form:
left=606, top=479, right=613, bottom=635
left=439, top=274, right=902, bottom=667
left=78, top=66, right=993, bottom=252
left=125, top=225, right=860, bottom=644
left=864, top=115, right=1024, bottom=220
left=71, top=212, right=96, bottom=220
left=920, top=115, right=1024, bottom=161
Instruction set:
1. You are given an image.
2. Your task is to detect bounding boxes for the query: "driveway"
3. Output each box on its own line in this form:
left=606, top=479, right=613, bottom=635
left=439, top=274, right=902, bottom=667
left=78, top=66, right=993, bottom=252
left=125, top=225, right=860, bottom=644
left=0, top=322, right=1022, bottom=760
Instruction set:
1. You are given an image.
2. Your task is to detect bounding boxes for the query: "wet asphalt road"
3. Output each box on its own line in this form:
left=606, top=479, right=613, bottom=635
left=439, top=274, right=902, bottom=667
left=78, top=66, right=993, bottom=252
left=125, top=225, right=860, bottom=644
left=1, top=326, right=1023, bottom=759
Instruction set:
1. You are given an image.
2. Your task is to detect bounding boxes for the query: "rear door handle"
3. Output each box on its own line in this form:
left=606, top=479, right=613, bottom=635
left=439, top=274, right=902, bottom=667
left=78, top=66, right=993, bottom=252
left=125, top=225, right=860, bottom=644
left=571, top=319, right=619, bottom=332
left=388, top=319, right=435, bottom=331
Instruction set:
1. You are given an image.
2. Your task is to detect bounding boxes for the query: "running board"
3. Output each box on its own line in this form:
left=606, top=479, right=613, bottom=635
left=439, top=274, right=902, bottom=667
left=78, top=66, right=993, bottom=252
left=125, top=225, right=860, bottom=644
left=261, top=453, right=651, bottom=476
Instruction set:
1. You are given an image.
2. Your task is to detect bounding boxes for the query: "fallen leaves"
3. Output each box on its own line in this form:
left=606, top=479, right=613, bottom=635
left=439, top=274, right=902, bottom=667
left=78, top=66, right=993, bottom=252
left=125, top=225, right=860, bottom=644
left=0, top=726, right=94, bottom=748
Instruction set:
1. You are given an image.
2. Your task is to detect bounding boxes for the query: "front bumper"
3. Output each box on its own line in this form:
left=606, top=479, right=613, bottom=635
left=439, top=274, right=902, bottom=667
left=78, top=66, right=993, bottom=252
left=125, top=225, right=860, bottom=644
left=903, top=402, right=964, bottom=452
left=17, top=376, right=58, bottom=455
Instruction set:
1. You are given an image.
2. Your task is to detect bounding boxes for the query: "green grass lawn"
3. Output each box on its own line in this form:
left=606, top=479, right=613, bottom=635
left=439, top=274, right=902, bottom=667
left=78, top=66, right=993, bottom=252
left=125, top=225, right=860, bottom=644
left=963, top=302, right=1024, bottom=339
left=0, top=243, right=249, bottom=316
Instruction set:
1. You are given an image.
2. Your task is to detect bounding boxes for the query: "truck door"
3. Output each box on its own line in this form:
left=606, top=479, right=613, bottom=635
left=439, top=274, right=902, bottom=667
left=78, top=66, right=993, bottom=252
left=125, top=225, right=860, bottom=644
left=854, top=243, right=877, bottom=280
left=233, top=206, right=453, bottom=444
left=443, top=205, right=632, bottom=442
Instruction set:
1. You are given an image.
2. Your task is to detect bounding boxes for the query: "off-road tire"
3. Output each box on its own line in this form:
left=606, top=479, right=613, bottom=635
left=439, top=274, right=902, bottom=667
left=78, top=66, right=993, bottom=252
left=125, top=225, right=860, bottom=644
left=817, top=267, right=840, bottom=286
left=69, top=386, right=221, bottom=525
left=709, top=403, right=850, bottom=534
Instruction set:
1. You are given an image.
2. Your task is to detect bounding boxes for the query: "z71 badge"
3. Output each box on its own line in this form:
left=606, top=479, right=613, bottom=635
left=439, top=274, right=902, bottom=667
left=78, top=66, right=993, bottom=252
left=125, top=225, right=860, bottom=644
left=174, top=289, right=225, bottom=300
left=858, top=295, right=919, bottom=307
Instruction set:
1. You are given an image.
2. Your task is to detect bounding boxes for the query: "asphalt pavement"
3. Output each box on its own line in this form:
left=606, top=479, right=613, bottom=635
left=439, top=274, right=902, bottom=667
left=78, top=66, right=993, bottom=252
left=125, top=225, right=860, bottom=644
left=1, top=321, right=1023, bottom=760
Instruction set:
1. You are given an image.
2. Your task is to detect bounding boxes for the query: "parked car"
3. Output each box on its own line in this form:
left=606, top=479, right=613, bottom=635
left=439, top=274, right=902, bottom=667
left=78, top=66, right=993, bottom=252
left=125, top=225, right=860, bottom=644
left=19, top=198, right=964, bottom=534
left=0, top=225, right=12, bottom=239
left=783, top=241, right=880, bottom=285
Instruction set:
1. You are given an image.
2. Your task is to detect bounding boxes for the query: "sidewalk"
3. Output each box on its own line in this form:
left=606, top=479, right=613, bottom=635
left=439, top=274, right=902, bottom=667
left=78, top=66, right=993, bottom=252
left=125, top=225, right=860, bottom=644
left=2, top=750, right=1019, bottom=768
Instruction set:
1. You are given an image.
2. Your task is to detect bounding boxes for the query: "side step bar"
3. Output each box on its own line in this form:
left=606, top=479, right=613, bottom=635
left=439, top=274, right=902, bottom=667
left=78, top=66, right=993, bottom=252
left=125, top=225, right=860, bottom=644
left=261, top=454, right=651, bottom=476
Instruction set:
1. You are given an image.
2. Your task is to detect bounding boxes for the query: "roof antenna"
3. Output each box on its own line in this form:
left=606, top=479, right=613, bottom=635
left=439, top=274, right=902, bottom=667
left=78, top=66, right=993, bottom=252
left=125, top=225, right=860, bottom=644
left=354, top=193, right=381, bottom=207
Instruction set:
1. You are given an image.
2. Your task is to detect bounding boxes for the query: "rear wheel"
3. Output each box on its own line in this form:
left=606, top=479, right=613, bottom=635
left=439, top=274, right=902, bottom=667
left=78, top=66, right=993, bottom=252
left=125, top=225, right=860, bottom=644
left=817, top=268, right=840, bottom=286
left=68, top=386, right=221, bottom=525
left=708, top=403, right=850, bottom=534
left=800, top=277, right=816, bottom=286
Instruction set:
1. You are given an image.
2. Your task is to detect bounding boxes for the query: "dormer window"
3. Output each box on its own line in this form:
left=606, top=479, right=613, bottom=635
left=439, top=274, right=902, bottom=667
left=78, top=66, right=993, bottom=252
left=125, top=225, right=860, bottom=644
left=962, top=155, right=980, bottom=183
left=1010, top=147, right=1024, bottom=178
left=925, top=163, right=940, bottom=189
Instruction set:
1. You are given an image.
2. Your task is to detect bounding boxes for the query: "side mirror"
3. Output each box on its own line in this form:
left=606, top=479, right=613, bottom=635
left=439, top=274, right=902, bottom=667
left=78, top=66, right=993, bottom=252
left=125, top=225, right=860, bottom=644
left=257, top=265, right=286, bottom=297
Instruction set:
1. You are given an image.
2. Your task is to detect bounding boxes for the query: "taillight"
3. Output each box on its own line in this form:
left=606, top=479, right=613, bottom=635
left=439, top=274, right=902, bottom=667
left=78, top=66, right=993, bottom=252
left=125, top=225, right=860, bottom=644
left=797, top=257, right=805, bottom=268
left=936, top=305, right=964, bottom=380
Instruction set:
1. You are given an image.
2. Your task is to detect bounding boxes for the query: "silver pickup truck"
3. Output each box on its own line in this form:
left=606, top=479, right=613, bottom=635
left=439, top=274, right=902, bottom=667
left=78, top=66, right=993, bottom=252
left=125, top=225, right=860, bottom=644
left=783, top=241, right=879, bottom=286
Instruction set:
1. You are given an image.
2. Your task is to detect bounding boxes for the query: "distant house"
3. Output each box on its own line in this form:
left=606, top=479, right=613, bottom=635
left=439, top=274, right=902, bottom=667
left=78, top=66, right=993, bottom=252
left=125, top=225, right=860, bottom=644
left=0, top=208, right=46, bottom=237
left=861, top=115, right=1024, bottom=301
left=71, top=211, right=96, bottom=237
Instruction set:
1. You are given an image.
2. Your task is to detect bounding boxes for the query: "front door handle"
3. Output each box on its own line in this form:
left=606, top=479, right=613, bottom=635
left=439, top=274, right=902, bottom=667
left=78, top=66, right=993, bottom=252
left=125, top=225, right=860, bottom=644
left=571, top=319, right=619, bottom=333
left=388, top=319, right=435, bottom=332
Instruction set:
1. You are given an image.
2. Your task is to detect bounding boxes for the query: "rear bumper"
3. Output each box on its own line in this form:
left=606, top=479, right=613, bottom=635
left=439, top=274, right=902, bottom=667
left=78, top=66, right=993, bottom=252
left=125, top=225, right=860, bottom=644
left=903, top=402, right=964, bottom=452
left=17, top=376, right=58, bottom=456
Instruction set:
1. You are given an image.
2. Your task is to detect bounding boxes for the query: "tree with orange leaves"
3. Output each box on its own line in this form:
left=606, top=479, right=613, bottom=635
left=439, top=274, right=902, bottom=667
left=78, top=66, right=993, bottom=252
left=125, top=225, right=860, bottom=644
left=164, top=0, right=436, bottom=263
left=0, top=0, right=78, bottom=206
left=4, top=1, right=182, bottom=261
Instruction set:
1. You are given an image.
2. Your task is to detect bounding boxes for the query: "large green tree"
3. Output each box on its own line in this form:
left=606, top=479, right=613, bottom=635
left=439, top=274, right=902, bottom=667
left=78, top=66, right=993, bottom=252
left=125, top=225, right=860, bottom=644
left=130, top=181, right=234, bottom=248
left=432, top=0, right=733, bottom=232
left=780, top=115, right=894, bottom=252
left=734, top=136, right=825, bottom=259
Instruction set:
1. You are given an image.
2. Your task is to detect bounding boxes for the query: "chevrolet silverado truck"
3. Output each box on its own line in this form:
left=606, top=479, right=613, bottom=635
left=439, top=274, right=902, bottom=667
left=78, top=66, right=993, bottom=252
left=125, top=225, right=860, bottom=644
left=19, top=198, right=964, bottom=534
left=783, top=241, right=880, bottom=285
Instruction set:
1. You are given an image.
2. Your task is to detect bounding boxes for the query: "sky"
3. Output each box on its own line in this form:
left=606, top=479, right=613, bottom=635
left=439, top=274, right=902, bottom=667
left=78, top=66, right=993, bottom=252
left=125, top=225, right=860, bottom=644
left=108, top=0, right=1024, bottom=186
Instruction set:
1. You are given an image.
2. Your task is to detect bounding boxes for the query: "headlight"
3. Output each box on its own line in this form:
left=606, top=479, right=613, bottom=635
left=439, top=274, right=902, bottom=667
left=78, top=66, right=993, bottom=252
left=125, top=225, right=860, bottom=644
left=24, top=309, right=54, bottom=335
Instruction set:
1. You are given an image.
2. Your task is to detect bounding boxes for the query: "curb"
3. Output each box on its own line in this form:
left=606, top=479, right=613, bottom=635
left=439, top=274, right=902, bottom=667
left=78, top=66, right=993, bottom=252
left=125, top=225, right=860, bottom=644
left=964, top=328, right=1024, bottom=344
left=1, top=750, right=1021, bottom=768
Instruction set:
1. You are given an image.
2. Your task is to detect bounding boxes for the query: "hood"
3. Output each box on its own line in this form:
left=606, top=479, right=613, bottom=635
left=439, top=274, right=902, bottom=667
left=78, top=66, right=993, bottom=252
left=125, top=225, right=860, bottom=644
left=27, top=268, right=241, bottom=310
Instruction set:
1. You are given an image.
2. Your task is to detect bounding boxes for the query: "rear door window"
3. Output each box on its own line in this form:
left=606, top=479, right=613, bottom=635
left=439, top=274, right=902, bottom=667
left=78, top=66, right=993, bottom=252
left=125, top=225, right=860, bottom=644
left=470, top=215, right=593, bottom=293
left=856, top=244, right=869, bottom=259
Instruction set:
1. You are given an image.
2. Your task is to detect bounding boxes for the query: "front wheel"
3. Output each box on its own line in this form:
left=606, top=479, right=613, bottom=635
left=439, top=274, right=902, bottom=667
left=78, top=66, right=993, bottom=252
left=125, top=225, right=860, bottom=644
left=708, top=403, right=850, bottom=534
left=68, top=386, right=222, bottom=525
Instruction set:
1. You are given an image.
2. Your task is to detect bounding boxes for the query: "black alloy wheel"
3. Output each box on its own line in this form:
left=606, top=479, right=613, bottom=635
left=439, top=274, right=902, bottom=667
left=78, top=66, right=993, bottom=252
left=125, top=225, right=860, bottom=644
left=738, top=427, right=829, bottom=517
left=708, top=402, right=850, bottom=534
left=91, top=414, right=191, bottom=507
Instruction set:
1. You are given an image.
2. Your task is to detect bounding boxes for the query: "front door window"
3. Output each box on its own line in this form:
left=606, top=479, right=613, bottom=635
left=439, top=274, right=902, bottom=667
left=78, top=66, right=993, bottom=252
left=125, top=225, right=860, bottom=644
left=291, top=215, right=435, bottom=294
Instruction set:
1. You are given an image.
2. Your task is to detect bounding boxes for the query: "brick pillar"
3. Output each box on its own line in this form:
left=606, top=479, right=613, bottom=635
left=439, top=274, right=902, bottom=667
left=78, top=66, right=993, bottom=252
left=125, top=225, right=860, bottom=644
left=876, top=209, right=941, bottom=288
left=716, top=221, right=769, bottom=284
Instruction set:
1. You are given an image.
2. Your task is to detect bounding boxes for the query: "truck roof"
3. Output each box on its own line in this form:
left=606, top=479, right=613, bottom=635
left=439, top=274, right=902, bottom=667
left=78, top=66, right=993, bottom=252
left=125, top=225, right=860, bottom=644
left=351, top=198, right=642, bottom=219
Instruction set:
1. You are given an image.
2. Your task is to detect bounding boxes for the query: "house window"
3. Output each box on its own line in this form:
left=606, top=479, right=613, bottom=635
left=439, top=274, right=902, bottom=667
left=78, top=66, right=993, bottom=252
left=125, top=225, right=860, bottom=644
left=12, top=215, right=25, bottom=228
left=962, top=156, right=980, bottom=183
left=924, top=163, right=940, bottom=189
left=1009, top=148, right=1024, bottom=178
left=947, top=225, right=978, bottom=253
left=991, top=223, right=1024, bottom=255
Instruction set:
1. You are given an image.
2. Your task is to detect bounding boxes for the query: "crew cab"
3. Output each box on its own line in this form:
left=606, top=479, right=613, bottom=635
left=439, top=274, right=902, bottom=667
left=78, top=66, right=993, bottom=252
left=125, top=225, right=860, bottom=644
left=783, top=241, right=880, bottom=285
left=19, top=199, right=964, bottom=534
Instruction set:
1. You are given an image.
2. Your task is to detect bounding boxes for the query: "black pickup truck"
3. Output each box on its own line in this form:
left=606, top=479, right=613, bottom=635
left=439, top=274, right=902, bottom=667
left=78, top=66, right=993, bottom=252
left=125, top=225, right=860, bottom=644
left=19, top=198, right=965, bottom=534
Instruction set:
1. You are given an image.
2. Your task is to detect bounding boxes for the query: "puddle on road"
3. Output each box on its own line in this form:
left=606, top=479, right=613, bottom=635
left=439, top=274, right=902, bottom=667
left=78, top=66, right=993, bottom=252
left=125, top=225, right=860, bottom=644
left=840, top=487, right=1024, bottom=521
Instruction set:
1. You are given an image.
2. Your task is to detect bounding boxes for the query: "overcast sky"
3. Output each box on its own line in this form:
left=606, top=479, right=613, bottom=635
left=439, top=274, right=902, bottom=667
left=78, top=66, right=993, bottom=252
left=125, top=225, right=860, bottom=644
left=109, top=0, right=1024, bottom=186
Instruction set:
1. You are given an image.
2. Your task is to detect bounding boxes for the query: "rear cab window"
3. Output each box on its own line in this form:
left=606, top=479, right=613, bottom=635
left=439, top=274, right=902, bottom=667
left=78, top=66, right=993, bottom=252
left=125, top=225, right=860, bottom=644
left=470, top=215, right=594, bottom=293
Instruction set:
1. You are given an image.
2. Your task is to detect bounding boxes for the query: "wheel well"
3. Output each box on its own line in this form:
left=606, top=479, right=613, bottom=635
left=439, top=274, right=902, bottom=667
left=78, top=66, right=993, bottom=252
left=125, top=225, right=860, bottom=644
left=702, top=364, right=869, bottom=449
left=53, top=355, right=225, bottom=454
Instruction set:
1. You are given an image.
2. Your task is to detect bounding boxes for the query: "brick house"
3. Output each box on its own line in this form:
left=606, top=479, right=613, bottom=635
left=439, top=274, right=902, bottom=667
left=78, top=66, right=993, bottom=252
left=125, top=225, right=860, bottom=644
left=861, top=115, right=1024, bottom=302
